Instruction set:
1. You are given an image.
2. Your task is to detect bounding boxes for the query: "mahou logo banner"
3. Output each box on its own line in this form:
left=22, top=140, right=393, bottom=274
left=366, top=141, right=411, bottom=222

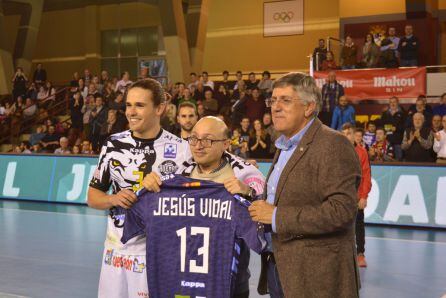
left=314, top=67, right=426, bottom=100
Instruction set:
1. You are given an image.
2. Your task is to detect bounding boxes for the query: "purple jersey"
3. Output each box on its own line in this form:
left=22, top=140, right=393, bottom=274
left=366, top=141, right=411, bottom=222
left=122, top=175, right=264, bottom=298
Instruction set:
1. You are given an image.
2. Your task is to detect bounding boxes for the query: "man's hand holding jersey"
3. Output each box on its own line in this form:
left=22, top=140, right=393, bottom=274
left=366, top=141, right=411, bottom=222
left=109, top=189, right=138, bottom=209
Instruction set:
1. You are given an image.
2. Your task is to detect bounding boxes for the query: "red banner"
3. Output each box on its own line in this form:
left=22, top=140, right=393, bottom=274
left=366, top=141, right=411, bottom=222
left=314, top=67, right=426, bottom=101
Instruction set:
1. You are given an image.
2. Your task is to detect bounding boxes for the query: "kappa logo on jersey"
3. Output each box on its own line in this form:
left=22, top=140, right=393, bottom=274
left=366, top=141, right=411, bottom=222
left=104, top=249, right=146, bottom=273
left=164, top=143, right=177, bottom=158
left=158, top=160, right=179, bottom=176
left=130, top=147, right=155, bottom=154
left=180, top=281, right=206, bottom=288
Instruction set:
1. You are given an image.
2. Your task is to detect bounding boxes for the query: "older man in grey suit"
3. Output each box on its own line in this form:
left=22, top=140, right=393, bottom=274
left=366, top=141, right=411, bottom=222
left=249, top=72, right=361, bottom=298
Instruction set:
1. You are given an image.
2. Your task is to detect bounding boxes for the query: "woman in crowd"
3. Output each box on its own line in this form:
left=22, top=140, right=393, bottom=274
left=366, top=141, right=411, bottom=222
left=248, top=119, right=271, bottom=159
left=361, top=33, right=380, bottom=68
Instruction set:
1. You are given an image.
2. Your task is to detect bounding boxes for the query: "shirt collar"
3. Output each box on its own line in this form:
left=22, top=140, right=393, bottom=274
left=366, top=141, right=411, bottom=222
left=275, top=118, right=315, bottom=151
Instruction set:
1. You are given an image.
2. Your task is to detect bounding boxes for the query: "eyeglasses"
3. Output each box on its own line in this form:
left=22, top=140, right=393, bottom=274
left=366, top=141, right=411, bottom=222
left=187, top=136, right=227, bottom=148
left=265, top=96, right=299, bottom=107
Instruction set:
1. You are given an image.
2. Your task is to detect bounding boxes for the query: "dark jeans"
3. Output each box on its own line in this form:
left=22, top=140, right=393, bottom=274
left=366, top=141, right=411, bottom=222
left=356, top=209, right=365, bottom=254
left=267, top=255, right=284, bottom=298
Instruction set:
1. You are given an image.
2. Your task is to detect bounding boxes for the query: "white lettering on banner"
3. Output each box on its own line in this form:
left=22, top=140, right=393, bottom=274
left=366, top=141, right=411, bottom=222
left=383, top=175, right=428, bottom=223
left=374, top=76, right=415, bottom=87
left=364, top=178, right=379, bottom=218
left=435, top=177, right=446, bottom=225
left=314, top=78, right=353, bottom=89
left=66, top=164, right=85, bottom=201
left=3, top=162, right=20, bottom=197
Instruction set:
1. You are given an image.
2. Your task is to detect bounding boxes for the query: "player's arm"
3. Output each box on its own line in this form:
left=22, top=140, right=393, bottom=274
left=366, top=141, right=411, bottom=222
left=87, top=187, right=137, bottom=210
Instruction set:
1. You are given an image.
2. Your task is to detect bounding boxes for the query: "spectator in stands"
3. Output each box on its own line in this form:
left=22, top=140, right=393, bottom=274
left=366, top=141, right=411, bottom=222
left=78, top=78, right=88, bottom=99
left=27, top=82, right=38, bottom=101
left=13, top=145, right=22, bottom=153
left=100, top=70, right=110, bottom=85
left=188, top=72, right=198, bottom=89
left=115, top=71, right=133, bottom=93
left=219, top=70, right=234, bottom=91
left=433, top=93, right=446, bottom=117
left=231, top=90, right=247, bottom=128
left=193, top=81, right=206, bottom=102
left=108, top=92, right=126, bottom=125
left=215, top=84, right=231, bottom=116
left=103, top=81, right=116, bottom=104
left=402, top=113, right=433, bottom=162
left=15, top=96, right=25, bottom=111
left=202, top=89, right=218, bottom=116
left=23, top=97, right=37, bottom=119
left=88, top=82, right=99, bottom=97
left=406, top=97, right=432, bottom=129
left=313, top=38, right=327, bottom=71
left=245, top=88, right=266, bottom=124
left=361, top=33, right=380, bottom=68
left=89, top=95, right=108, bottom=152
left=354, top=127, right=365, bottom=147
left=70, top=72, right=80, bottom=91
left=320, top=71, right=344, bottom=126
left=54, top=137, right=71, bottom=154
left=32, top=143, right=43, bottom=153
left=12, top=67, right=28, bottom=101
left=248, top=119, right=271, bottom=159
left=83, top=69, right=92, bottom=82
left=72, top=145, right=81, bottom=154
left=432, top=114, right=442, bottom=133
left=239, top=117, right=250, bottom=141
left=321, top=51, right=337, bottom=71
left=70, top=91, right=84, bottom=131
left=340, top=35, right=357, bottom=69
left=177, top=88, right=197, bottom=108
left=33, top=63, right=47, bottom=84
left=43, top=81, right=56, bottom=108
left=92, top=75, right=103, bottom=94
left=379, top=27, right=399, bottom=68
left=40, top=125, right=60, bottom=152
left=173, top=82, right=186, bottom=104
left=380, top=96, right=406, bottom=160
left=408, top=94, right=433, bottom=114
left=233, top=71, right=244, bottom=90
left=100, top=109, right=126, bottom=141
left=263, top=112, right=279, bottom=155
left=258, top=71, right=273, bottom=97
left=398, top=25, right=419, bottom=67
left=246, top=72, right=260, bottom=90
left=363, top=121, right=377, bottom=149
left=230, top=128, right=243, bottom=157
left=197, top=103, right=205, bottom=119
left=369, top=127, right=395, bottom=161
left=233, top=80, right=246, bottom=100
left=161, top=102, right=177, bottom=132
left=176, top=102, right=198, bottom=139
left=433, top=115, right=446, bottom=163
left=81, top=140, right=93, bottom=154
left=202, top=71, right=214, bottom=90
left=331, top=95, right=355, bottom=131
left=19, top=141, right=32, bottom=154
left=82, top=94, right=95, bottom=137
left=37, top=85, right=47, bottom=105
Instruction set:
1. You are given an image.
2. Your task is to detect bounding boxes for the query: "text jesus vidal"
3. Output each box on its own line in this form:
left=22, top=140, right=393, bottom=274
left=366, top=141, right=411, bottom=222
left=153, top=195, right=232, bottom=220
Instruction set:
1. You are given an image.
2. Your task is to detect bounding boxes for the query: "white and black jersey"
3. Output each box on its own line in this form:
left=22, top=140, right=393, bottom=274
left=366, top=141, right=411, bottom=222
left=90, top=129, right=191, bottom=255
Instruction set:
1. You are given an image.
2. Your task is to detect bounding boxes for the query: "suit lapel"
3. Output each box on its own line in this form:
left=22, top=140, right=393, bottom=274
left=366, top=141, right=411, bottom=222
left=274, top=119, right=322, bottom=205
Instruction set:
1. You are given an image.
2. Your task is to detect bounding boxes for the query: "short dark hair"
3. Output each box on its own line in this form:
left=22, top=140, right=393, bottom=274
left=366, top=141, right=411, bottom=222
left=190, top=72, right=197, bottom=76
left=222, top=70, right=229, bottom=75
left=376, top=126, right=385, bottom=132
left=262, top=71, right=271, bottom=77
left=341, top=123, right=354, bottom=131
left=125, top=78, right=165, bottom=106
left=178, top=102, right=197, bottom=115
left=202, top=71, right=209, bottom=75
left=236, top=71, right=242, bottom=75
left=355, top=127, right=364, bottom=135
left=249, top=72, right=255, bottom=76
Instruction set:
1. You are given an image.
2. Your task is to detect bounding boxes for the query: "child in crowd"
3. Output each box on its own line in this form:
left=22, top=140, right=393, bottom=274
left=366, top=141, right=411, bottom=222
left=363, top=121, right=377, bottom=149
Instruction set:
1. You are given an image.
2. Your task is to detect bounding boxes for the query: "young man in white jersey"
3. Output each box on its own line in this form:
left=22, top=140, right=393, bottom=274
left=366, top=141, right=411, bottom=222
left=87, top=79, right=191, bottom=298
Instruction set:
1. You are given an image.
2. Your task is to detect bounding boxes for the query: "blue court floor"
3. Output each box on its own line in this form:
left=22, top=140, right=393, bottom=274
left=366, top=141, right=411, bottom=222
left=0, top=200, right=445, bottom=298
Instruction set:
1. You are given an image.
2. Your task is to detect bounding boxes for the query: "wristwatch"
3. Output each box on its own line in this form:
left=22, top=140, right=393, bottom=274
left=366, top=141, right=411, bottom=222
left=246, top=187, right=257, bottom=201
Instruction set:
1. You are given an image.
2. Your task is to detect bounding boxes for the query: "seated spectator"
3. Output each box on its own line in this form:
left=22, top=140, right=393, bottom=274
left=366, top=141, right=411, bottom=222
left=312, top=38, right=327, bottom=70
left=398, top=24, right=419, bottom=67
left=340, top=35, right=357, bottom=69
left=321, top=51, right=337, bottom=71
left=433, top=93, right=446, bottom=117
left=27, top=82, right=38, bottom=101
left=40, top=125, right=60, bottom=152
left=408, top=95, right=433, bottom=114
left=100, top=109, right=126, bottom=142
left=32, top=143, right=43, bottom=153
left=187, top=72, right=198, bottom=89
left=197, top=103, right=205, bottom=119
left=232, top=80, right=246, bottom=100
left=193, top=82, right=206, bottom=102
left=246, top=72, right=260, bottom=90
left=433, top=115, right=446, bottom=163
left=29, top=125, right=46, bottom=146
left=23, top=98, right=37, bottom=119
left=361, top=33, right=380, bottom=68
left=44, top=81, right=56, bottom=105
left=202, top=71, right=214, bottom=90
left=115, top=71, right=133, bottom=93
left=380, top=96, right=406, bottom=160
left=233, top=71, right=244, bottom=90
left=257, top=71, right=273, bottom=97
left=177, top=88, right=197, bottom=108
left=13, top=145, right=22, bottom=154
left=202, top=89, right=218, bottom=116
left=402, top=113, right=433, bottom=162
left=92, top=75, right=103, bottom=94
left=19, top=141, right=32, bottom=154
left=263, top=112, right=279, bottom=155
left=230, top=128, right=242, bottom=157
left=0, top=102, right=6, bottom=123
left=215, top=85, right=231, bottom=116
left=248, top=119, right=271, bottom=159
left=54, top=137, right=71, bottom=154
left=72, top=145, right=81, bottom=154
left=103, top=81, right=116, bottom=104
left=81, top=140, right=93, bottom=154
left=364, top=121, right=378, bottom=150
left=432, top=115, right=442, bottom=133
left=37, top=85, right=48, bottom=104
left=33, top=63, right=47, bottom=85
left=245, top=88, right=266, bottom=124
left=100, top=70, right=110, bottom=85
left=369, top=127, right=395, bottom=162
left=78, top=78, right=88, bottom=99
left=108, top=92, right=126, bottom=115
left=330, top=95, right=355, bottom=131
left=406, top=97, right=432, bottom=129
left=82, top=95, right=96, bottom=137
left=89, top=95, right=108, bottom=152
left=379, top=27, right=400, bottom=68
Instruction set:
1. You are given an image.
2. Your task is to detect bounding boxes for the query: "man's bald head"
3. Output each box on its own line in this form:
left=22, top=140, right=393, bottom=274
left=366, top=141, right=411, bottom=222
left=193, top=116, right=230, bottom=139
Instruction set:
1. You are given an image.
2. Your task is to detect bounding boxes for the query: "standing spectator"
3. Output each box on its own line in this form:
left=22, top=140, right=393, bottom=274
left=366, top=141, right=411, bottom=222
left=258, top=71, right=273, bottom=97
left=402, top=113, right=434, bottom=162
left=100, top=109, right=127, bottom=142
left=70, top=91, right=84, bottom=131
left=40, top=125, right=60, bottom=152
left=27, top=82, right=38, bottom=100
left=379, top=27, right=400, bottom=68
left=82, top=95, right=95, bottom=138
left=33, top=63, right=47, bottom=84
left=193, top=82, right=206, bottom=102
left=115, top=71, right=133, bottom=93
left=330, top=95, right=355, bottom=131
left=380, top=96, right=406, bottom=160
left=246, top=72, right=260, bottom=90
left=70, top=72, right=80, bottom=91
left=245, top=88, right=266, bottom=124
left=320, top=71, right=345, bottom=126
left=215, top=85, right=231, bottom=116
left=83, top=69, right=92, bottom=82
left=218, top=70, right=234, bottom=91
left=12, top=67, right=28, bottom=101
left=202, top=71, right=214, bottom=90
left=312, top=38, right=327, bottom=70
left=54, top=137, right=71, bottom=154
left=342, top=123, right=372, bottom=268
left=43, top=81, right=56, bottom=108
left=369, top=127, right=395, bottom=161
left=340, top=35, right=357, bottom=69
left=354, top=127, right=365, bottom=147
left=433, top=93, right=446, bottom=117
left=187, top=72, right=198, bottom=89
left=233, top=71, right=244, bottom=90
left=398, top=25, right=419, bottom=67
left=78, top=78, right=88, bottom=99
left=432, top=114, right=442, bottom=133
left=177, top=88, right=197, bottom=107
left=433, top=115, right=446, bottom=163
left=361, top=33, right=380, bottom=68
left=202, top=89, right=218, bottom=116
left=100, top=70, right=110, bottom=85
left=321, top=51, right=337, bottom=71
left=103, top=81, right=116, bottom=105
left=248, top=119, right=271, bottom=159
left=363, top=121, right=377, bottom=150
left=175, top=102, right=198, bottom=139
left=89, top=95, right=108, bottom=152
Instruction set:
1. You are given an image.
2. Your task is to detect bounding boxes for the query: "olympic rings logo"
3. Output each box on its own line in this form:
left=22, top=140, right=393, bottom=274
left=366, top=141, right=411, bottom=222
left=273, top=11, right=294, bottom=23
